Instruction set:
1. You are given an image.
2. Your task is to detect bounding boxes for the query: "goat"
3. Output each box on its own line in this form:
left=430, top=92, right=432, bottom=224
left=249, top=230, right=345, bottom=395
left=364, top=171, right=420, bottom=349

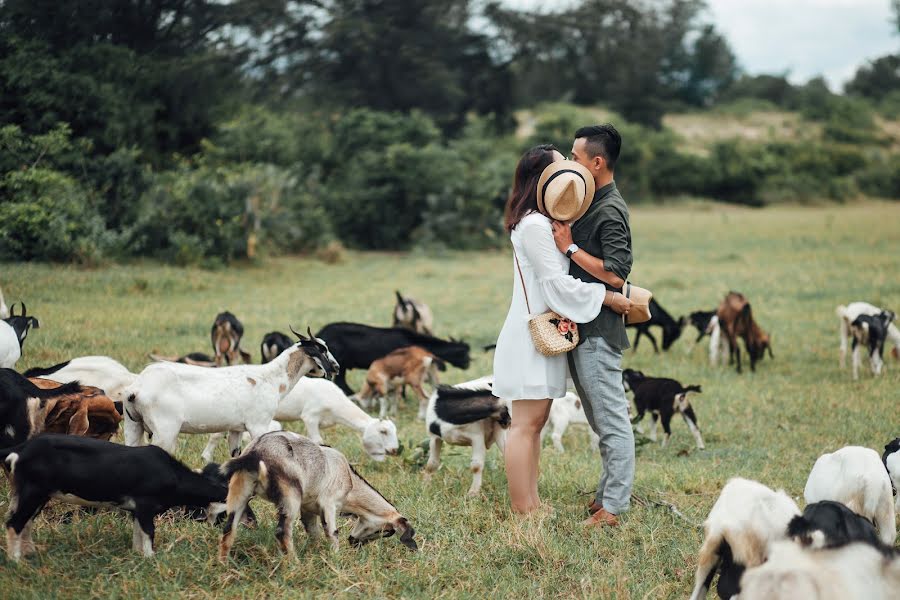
left=424, top=376, right=510, bottom=497
left=149, top=351, right=217, bottom=367
left=622, top=369, right=704, bottom=450
left=849, top=311, right=895, bottom=380
left=738, top=541, right=900, bottom=600
left=626, top=298, right=686, bottom=352
left=392, top=290, right=435, bottom=335
left=211, top=311, right=252, bottom=366
left=25, top=355, right=137, bottom=405
left=353, top=346, right=444, bottom=419
left=0, top=285, right=7, bottom=319
left=715, top=291, right=772, bottom=373
left=541, top=391, right=599, bottom=453
left=787, top=500, right=886, bottom=552
left=218, top=430, right=417, bottom=559
left=260, top=331, right=293, bottom=364
left=315, top=322, right=470, bottom=395
left=0, top=434, right=227, bottom=560
left=884, top=437, right=900, bottom=510
left=804, top=446, right=896, bottom=546
left=29, top=378, right=121, bottom=441
left=689, top=309, right=717, bottom=343
left=0, top=302, right=40, bottom=369
left=0, top=369, right=83, bottom=448
left=837, top=302, right=900, bottom=368
left=201, top=377, right=399, bottom=463
left=123, top=328, right=339, bottom=456
left=706, top=315, right=729, bottom=367
left=688, top=477, right=800, bottom=600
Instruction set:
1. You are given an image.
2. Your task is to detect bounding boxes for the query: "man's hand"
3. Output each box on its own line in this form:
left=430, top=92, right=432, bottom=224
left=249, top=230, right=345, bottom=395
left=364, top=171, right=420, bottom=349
left=551, top=220, right=574, bottom=253
left=605, top=291, right=633, bottom=316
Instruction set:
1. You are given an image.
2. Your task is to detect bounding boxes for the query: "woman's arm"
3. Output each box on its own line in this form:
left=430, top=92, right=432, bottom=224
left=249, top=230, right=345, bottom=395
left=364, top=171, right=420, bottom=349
left=550, top=221, right=625, bottom=288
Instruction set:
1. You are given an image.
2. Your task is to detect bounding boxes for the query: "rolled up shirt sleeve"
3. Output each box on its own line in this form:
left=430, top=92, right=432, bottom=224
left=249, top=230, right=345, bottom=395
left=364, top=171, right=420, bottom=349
left=597, top=211, right=633, bottom=281
left=519, top=220, right=605, bottom=323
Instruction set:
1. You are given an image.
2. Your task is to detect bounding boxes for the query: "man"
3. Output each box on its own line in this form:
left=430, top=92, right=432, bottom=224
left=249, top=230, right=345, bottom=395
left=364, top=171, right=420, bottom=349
left=551, top=124, right=634, bottom=528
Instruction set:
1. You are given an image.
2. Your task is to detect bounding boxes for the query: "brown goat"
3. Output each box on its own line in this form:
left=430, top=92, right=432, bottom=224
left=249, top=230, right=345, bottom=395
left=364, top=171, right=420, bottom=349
left=354, top=346, right=445, bottom=419
left=29, top=378, right=122, bottom=440
left=716, top=291, right=773, bottom=373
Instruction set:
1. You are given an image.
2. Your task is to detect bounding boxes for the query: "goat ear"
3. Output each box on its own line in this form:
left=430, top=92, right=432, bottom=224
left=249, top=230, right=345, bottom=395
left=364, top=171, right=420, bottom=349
left=395, top=290, right=404, bottom=304
left=30, top=317, right=39, bottom=329
left=396, top=518, right=418, bottom=551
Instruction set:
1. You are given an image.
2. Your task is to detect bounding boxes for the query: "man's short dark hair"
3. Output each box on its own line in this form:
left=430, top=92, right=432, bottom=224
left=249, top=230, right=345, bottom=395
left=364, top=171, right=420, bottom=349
left=574, top=124, right=622, bottom=170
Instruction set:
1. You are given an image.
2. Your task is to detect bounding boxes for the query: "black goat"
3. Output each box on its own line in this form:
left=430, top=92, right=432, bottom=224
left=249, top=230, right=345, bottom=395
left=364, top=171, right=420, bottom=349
left=3, top=302, right=40, bottom=351
left=626, top=298, right=686, bottom=352
left=850, top=310, right=895, bottom=380
left=622, top=368, right=704, bottom=450
left=0, top=368, right=82, bottom=448
left=260, top=331, right=293, bottom=364
left=211, top=311, right=251, bottom=366
left=787, top=500, right=889, bottom=554
left=315, top=322, right=470, bottom=394
left=688, top=310, right=717, bottom=343
left=0, top=434, right=228, bottom=560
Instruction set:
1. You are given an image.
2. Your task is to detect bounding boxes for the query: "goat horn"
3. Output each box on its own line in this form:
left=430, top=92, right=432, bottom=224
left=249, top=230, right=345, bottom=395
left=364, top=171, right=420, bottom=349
left=20, top=302, right=26, bottom=316
left=289, top=325, right=306, bottom=341
left=307, top=326, right=315, bottom=341
left=7, top=302, right=16, bottom=317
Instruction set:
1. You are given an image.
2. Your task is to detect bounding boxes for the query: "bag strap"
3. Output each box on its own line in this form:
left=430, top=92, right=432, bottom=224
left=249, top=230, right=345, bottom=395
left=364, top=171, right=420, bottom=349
left=512, top=248, right=531, bottom=314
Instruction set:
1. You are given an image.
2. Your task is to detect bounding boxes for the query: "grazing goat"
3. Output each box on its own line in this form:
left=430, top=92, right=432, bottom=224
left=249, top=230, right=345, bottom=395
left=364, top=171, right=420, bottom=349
left=424, top=377, right=510, bottom=497
left=353, top=346, right=444, bottom=419
left=29, top=378, right=121, bottom=441
left=541, top=391, right=599, bottom=453
left=787, top=500, right=886, bottom=552
left=837, top=302, right=900, bottom=368
left=689, top=309, right=717, bottom=343
left=0, top=434, right=227, bottom=560
left=218, top=431, right=417, bottom=559
left=622, top=369, right=704, bottom=450
left=738, top=541, right=900, bottom=600
left=626, top=298, right=686, bottom=352
left=316, top=322, right=470, bottom=394
left=25, top=355, right=137, bottom=405
left=392, top=290, right=434, bottom=335
left=849, top=311, right=896, bottom=380
left=123, top=329, right=339, bottom=456
left=688, top=477, right=800, bottom=600
left=884, top=437, right=900, bottom=510
left=0, top=303, right=40, bottom=369
left=715, top=291, right=772, bottom=373
left=202, top=378, right=399, bottom=463
left=0, top=369, right=83, bottom=448
left=260, top=331, right=293, bottom=364
left=149, top=351, right=217, bottom=367
left=211, top=311, right=252, bottom=366
left=804, top=446, right=896, bottom=546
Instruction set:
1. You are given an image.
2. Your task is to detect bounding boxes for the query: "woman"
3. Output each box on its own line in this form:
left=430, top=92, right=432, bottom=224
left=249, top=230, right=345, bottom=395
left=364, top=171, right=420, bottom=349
left=493, top=144, right=631, bottom=515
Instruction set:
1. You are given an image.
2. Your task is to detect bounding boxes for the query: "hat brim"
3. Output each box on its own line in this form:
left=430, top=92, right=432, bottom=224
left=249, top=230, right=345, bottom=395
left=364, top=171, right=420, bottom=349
left=536, top=160, right=596, bottom=222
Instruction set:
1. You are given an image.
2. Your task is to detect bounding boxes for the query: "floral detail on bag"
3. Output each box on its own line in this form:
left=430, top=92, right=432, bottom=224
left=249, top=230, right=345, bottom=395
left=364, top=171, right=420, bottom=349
left=549, top=317, right=576, bottom=342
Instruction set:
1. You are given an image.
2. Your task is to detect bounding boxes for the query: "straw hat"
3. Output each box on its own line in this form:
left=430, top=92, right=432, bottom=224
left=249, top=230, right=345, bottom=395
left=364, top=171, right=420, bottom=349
left=536, top=160, right=596, bottom=222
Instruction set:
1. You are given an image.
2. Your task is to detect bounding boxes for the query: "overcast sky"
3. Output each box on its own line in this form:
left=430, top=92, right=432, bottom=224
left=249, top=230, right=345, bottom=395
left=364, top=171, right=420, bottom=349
left=503, top=0, right=899, bottom=90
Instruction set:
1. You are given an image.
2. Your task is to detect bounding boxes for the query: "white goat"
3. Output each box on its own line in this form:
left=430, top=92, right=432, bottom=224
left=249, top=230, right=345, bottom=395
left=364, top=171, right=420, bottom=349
left=123, top=332, right=339, bottom=456
left=689, top=477, right=801, bottom=600
left=29, top=356, right=137, bottom=402
left=541, top=391, right=599, bottom=453
left=0, top=320, right=20, bottom=369
left=202, top=377, right=398, bottom=463
left=838, top=302, right=900, bottom=368
left=424, top=376, right=510, bottom=496
left=739, top=540, right=900, bottom=600
left=804, top=446, right=896, bottom=546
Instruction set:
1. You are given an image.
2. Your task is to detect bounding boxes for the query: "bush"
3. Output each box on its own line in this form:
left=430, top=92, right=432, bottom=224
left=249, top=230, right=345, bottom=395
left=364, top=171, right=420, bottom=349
left=857, top=156, right=900, bottom=199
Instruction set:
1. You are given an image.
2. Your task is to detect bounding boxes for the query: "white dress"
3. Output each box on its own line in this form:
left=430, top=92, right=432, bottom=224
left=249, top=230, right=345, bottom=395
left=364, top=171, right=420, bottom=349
left=492, top=212, right=605, bottom=400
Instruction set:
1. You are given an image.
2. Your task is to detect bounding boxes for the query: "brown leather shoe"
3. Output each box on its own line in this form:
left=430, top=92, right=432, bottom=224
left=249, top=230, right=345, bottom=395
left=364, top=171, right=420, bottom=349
left=587, top=500, right=602, bottom=515
left=582, top=507, right=619, bottom=527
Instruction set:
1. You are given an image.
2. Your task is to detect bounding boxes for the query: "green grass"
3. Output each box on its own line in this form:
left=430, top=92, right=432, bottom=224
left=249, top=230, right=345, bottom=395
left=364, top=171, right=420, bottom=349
left=1, top=201, right=899, bottom=598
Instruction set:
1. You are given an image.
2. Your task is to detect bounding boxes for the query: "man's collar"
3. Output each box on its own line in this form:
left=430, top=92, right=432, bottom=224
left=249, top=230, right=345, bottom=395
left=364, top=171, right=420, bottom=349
left=593, top=180, right=616, bottom=200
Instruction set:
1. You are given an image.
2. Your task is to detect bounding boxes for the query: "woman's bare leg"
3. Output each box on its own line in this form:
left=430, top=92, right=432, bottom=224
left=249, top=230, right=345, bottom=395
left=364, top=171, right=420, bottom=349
left=505, top=399, right=552, bottom=514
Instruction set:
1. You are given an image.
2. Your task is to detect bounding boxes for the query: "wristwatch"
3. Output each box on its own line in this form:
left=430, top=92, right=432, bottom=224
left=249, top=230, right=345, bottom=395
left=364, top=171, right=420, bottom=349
left=565, top=243, right=579, bottom=258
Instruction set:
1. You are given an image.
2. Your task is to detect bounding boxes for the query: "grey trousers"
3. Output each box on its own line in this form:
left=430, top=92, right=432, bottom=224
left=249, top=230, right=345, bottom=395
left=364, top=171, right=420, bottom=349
left=568, top=335, right=635, bottom=514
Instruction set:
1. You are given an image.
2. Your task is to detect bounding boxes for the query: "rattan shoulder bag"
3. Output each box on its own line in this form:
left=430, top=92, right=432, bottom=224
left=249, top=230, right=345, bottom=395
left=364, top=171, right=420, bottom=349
left=514, top=251, right=579, bottom=356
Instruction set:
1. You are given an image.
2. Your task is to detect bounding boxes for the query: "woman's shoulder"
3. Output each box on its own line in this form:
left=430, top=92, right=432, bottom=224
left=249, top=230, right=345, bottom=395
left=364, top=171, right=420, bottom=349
left=515, top=212, right=551, bottom=230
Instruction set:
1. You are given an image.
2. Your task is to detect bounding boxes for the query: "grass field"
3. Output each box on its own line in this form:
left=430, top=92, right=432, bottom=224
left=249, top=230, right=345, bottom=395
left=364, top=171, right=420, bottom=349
left=1, top=201, right=899, bottom=599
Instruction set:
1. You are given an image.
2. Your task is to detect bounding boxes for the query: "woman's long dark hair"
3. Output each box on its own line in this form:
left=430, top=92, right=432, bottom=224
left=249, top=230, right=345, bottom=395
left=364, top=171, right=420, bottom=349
left=503, top=144, right=558, bottom=233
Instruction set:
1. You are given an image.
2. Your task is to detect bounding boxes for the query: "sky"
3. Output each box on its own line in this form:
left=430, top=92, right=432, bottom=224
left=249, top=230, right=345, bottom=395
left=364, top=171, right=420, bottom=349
left=503, top=0, right=899, bottom=91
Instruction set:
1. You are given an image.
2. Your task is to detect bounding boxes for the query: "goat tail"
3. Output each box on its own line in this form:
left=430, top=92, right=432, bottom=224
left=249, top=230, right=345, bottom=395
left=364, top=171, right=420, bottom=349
left=31, top=380, right=82, bottom=399
left=683, top=384, right=702, bottom=395
left=220, top=451, right=264, bottom=480
left=22, top=360, right=71, bottom=378
left=431, top=356, right=447, bottom=372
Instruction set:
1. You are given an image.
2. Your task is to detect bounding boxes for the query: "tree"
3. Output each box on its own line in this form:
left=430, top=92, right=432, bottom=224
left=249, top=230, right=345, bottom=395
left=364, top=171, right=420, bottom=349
left=845, top=55, right=900, bottom=101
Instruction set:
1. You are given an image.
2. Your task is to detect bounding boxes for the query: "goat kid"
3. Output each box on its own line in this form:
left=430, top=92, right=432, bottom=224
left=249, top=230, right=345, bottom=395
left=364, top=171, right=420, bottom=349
left=688, top=477, right=801, bottom=600
left=715, top=291, right=772, bottom=373
left=260, top=331, right=293, bottom=364
left=29, top=378, right=121, bottom=440
left=804, top=445, right=896, bottom=546
left=353, top=346, right=444, bottom=419
left=849, top=310, right=896, bottom=380
left=541, top=391, right=599, bottom=453
left=218, top=431, right=417, bottom=560
left=392, top=290, right=434, bottom=335
left=0, top=434, right=226, bottom=560
left=124, top=328, right=338, bottom=456
left=622, top=369, right=704, bottom=450
left=837, top=302, right=900, bottom=368
left=689, top=309, right=717, bottom=343
left=424, top=377, right=510, bottom=496
left=626, top=298, right=686, bottom=353
left=211, top=311, right=252, bottom=366
left=0, top=303, right=40, bottom=369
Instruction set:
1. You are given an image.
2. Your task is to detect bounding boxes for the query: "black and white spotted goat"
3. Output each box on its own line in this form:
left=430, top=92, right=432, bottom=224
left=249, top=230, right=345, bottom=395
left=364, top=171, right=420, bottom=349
left=849, top=309, right=896, bottom=380
left=622, top=369, right=705, bottom=450
left=0, top=303, right=40, bottom=369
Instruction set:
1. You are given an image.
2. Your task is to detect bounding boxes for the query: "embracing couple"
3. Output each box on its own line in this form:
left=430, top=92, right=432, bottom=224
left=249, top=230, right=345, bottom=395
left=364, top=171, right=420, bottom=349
left=493, top=124, right=634, bottom=528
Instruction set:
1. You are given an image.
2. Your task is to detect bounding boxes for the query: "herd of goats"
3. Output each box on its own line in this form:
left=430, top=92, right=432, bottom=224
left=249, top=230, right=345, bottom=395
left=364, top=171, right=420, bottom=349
left=0, top=283, right=899, bottom=598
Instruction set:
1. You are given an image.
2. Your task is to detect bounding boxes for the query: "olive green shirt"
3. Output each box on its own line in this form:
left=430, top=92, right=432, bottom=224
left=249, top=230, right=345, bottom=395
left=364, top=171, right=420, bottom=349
left=569, top=181, right=633, bottom=350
